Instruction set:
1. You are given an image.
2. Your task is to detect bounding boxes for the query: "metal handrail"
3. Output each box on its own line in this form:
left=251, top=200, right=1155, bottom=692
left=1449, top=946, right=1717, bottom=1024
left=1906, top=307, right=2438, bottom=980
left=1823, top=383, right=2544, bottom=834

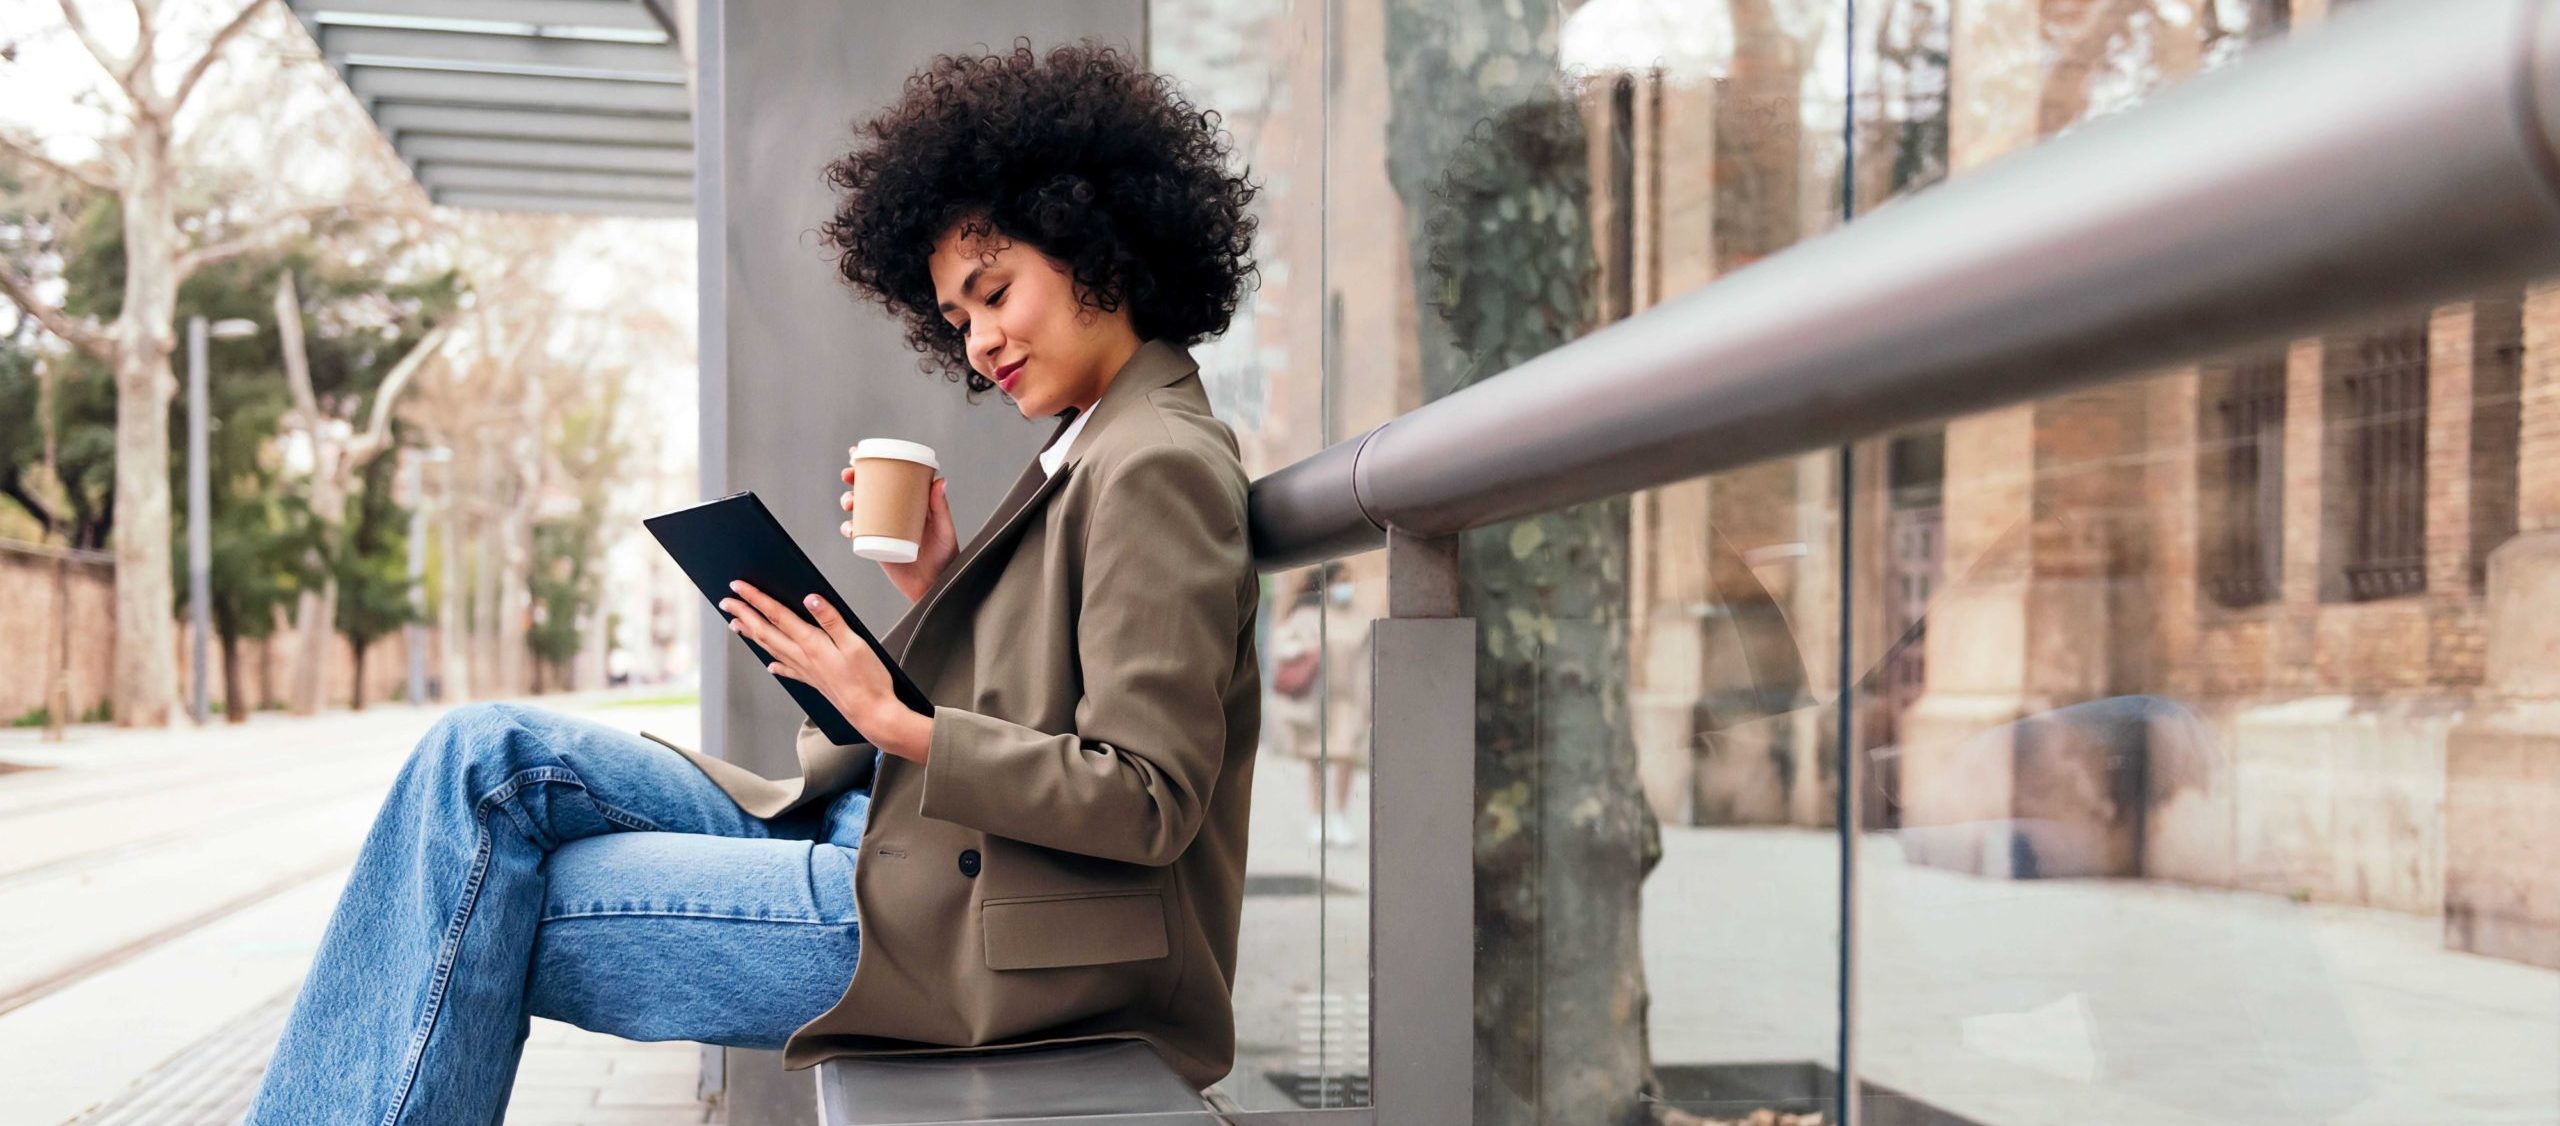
left=1245, top=0, right=2560, bottom=571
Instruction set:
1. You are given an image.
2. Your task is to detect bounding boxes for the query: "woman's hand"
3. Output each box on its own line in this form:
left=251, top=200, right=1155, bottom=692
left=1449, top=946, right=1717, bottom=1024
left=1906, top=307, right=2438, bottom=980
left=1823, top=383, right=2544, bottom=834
left=842, top=466, right=956, bottom=604
left=719, top=580, right=935, bottom=762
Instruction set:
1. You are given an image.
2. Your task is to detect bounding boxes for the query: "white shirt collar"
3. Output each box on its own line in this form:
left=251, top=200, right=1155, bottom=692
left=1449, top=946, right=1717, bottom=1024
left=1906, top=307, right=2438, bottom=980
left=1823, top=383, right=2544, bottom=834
left=1039, top=405, right=1095, bottom=478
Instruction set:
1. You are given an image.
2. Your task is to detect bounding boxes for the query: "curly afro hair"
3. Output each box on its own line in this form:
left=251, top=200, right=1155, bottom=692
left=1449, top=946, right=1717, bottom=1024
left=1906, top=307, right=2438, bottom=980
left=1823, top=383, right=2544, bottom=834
left=820, top=39, right=1260, bottom=397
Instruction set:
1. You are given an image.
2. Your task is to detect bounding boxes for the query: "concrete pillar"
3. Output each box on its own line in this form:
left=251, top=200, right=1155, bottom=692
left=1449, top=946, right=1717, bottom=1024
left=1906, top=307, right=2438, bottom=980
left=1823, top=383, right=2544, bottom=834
left=1894, top=0, right=2205, bottom=879
left=2443, top=280, right=2560, bottom=968
left=696, top=2, right=1144, bottom=1121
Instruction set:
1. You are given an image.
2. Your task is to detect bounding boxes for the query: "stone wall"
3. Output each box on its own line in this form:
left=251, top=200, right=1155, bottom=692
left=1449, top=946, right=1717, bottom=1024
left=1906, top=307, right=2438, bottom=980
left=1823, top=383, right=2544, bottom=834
left=0, top=539, right=457, bottom=726
left=0, top=544, right=115, bottom=724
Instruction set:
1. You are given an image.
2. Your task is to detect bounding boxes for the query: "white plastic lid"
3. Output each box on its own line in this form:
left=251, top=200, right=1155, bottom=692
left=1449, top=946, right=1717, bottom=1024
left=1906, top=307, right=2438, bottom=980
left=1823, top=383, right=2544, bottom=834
left=852, top=535, right=920, bottom=563
left=851, top=438, right=939, bottom=471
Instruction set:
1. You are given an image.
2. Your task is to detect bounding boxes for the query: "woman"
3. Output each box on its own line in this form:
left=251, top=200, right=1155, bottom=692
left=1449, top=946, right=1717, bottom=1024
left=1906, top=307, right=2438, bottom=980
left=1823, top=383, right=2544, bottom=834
left=247, top=40, right=1262, bottom=1122
left=1264, top=566, right=1370, bottom=847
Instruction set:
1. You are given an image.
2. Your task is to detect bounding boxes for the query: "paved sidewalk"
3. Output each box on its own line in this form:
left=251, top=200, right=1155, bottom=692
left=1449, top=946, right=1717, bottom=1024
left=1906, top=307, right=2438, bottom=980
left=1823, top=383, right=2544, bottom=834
left=0, top=691, right=723, bottom=1125
left=1640, top=826, right=2560, bottom=1125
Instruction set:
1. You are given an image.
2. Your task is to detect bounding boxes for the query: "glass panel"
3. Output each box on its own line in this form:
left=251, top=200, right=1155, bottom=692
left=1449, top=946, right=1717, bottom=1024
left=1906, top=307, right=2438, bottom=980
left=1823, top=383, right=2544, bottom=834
left=1149, top=0, right=1367, bottom=1112
left=1850, top=3, right=2560, bottom=1122
left=1324, top=0, right=1854, bottom=1120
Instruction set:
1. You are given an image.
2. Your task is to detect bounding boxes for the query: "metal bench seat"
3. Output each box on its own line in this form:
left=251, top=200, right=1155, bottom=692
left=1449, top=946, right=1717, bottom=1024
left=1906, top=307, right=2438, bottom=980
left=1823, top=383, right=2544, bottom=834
left=815, top=1040, right=1218, bottom=1125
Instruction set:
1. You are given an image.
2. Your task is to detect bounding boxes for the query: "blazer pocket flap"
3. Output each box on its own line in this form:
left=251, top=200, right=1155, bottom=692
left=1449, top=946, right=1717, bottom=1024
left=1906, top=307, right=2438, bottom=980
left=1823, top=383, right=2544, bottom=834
left=982, top=892, right=1170, bottom=971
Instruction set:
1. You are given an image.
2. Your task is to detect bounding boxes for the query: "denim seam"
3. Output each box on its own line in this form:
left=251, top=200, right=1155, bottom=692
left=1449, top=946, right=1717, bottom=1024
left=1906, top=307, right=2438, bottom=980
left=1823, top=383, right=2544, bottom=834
left=379, top=807, right=497, bottom=1126
left=536, top=908, right=849, bottom=924
left=381, top=743, right=653, bottom=1126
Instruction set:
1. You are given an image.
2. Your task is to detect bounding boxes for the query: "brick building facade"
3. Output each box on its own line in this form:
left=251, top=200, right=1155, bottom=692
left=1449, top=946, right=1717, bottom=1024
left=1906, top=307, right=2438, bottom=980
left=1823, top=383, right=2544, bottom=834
left=1570, top=0, right=2558, bottom=970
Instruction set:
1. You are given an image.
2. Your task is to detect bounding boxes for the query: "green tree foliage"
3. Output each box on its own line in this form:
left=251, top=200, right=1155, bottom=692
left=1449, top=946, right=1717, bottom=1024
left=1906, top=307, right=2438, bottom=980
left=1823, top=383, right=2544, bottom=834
left=526, top=509, right=601, bottom=693
left=25, top=192, right=452, bottom=712
left=0, top=194, right=117, bottom=549
left=165, top=268, right=316, bottom=721
left=525, top=370, right=627, bottom=691
left=0, top=327, right=116, bottom=549
left=332, top=449, right=417, bottom=709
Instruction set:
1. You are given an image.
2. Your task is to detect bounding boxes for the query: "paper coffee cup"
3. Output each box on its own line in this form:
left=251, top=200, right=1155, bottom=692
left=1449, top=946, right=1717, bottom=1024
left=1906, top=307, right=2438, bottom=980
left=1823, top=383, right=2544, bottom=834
left=849, top=439, right=939, bottom=563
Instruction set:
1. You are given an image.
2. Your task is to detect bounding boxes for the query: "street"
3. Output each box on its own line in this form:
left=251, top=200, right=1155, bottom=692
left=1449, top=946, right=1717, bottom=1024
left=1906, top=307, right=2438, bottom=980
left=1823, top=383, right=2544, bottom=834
left=0, top=693, right=718, bottom=1126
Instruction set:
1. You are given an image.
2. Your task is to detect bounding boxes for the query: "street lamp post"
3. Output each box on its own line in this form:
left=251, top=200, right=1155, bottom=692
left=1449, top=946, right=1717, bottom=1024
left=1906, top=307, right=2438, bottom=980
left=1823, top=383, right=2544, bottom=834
left=188, top=315, right=260, bottom=726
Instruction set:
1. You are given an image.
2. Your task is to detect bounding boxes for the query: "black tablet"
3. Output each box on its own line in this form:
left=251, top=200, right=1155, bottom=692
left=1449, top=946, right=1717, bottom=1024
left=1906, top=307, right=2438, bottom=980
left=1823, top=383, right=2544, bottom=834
left=644, top=490, right=931, bottom=746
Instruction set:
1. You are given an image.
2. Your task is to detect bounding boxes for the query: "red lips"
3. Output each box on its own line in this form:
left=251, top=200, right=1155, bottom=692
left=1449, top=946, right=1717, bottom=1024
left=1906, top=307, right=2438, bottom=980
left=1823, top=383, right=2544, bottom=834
left=994, top=358, right=1026, bottom=392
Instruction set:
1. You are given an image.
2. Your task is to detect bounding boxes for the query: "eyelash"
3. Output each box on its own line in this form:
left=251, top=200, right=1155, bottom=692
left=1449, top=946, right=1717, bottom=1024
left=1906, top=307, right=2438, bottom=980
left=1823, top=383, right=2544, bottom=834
left=949, top=286, right=1007, bottom=336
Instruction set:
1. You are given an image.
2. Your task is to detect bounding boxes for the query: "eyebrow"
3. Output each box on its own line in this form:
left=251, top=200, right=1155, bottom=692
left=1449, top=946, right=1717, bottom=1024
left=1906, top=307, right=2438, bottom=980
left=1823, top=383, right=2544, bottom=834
left=936, top=266, right=989, bottom=316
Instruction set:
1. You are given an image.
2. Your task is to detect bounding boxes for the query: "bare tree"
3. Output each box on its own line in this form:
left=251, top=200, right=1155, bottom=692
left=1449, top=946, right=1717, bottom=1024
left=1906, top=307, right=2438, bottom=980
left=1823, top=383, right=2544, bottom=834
left=0, top=0, right=419, bottom=724
left=273, top=271, right=448, bottom=714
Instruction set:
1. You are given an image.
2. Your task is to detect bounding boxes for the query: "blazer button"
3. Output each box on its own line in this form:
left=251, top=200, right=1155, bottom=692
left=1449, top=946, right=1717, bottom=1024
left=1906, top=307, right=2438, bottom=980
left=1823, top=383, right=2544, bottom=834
left=957, top=849, right=981, bottom=878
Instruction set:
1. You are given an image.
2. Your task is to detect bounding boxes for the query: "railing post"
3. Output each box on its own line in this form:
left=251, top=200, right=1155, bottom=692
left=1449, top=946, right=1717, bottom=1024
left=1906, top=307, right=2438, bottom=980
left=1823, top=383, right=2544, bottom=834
left=1369, top=530, right=1473, bottom=1125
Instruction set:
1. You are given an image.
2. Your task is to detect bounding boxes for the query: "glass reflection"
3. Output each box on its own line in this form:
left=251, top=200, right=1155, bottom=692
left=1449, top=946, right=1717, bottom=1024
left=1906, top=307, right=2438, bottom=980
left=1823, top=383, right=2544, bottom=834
left=1850, top=2, right=2559, bottom=1123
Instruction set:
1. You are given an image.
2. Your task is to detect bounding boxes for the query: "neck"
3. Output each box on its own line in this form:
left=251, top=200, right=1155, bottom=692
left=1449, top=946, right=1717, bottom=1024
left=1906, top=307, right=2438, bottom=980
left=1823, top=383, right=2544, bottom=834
left=1070, top=335, right=1145, bottom=414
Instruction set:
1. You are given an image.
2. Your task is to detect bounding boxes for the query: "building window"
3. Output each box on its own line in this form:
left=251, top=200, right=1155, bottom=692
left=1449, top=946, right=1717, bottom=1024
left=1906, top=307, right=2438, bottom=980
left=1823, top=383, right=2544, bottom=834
left=2248, top=0, right=2293, bottom=40
left=2202, top=353, right=2286, bottom=608
left=1604, top=72, right=1637, bottom=322
left=2329, top=321, right=2430, bottom=602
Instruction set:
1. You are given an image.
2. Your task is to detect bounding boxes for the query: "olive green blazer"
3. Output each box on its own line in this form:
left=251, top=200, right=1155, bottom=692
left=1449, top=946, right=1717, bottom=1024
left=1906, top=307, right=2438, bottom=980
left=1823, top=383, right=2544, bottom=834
left=645, top=339, right=1261, bottom=1090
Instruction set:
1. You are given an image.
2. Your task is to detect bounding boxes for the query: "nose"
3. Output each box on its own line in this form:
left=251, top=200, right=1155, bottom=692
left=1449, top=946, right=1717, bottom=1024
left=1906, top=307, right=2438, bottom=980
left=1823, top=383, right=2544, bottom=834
left=969, top=321, right=1005, bottom=374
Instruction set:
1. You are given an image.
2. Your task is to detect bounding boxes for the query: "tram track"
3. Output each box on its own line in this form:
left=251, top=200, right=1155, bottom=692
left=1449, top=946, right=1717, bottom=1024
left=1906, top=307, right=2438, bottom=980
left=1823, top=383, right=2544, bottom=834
left=0, top=849, right=356, bottom=1019
left=0, top=777, right=390, bottom=893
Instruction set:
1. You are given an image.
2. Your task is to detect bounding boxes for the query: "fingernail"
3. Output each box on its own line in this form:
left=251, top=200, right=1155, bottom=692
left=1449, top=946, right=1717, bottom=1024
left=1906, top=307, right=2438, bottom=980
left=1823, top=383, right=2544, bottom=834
left=727, top=580, right=742, bottom=591
left=805, top=595, right=820, bottom=606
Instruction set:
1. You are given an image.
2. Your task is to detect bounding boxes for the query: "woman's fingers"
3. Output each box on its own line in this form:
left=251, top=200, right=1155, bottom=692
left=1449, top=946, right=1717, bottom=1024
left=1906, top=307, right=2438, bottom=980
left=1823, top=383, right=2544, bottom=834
left=721, top=598, right=788, bottom=659
left=799, top=593, right=860, bottom=650
left=726, top=581, right=814, bottom=649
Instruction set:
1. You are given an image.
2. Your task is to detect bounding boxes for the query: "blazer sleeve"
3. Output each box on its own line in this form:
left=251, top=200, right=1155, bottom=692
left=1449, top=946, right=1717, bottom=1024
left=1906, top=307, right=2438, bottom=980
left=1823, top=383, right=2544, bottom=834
left=917, top=443, right=1246, bottom=866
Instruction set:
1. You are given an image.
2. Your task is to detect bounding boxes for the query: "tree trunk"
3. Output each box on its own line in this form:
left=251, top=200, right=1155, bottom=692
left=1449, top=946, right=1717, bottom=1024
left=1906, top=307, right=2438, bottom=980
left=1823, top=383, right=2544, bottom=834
left=496, top=507, right=529, bottom=697
left=221, top=632, right=247, bottom=723
left=47, top=553, right=70, bottom=741
left=1381, top=8, right=1662, bottom=1123
left=290, top=575, right=338, bottom=715
left=108, top=119, right=183, bottom=727
left=259, top=630, right=279, bottom=711
left=439, top=504, right=472, bottom=701
left=350, top=639, right=368, bottom=710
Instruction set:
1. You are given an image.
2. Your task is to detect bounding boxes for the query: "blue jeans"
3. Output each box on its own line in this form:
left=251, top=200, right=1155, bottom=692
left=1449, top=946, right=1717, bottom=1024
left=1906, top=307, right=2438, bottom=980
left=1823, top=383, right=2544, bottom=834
left=244, top=702, right=868, bottom=1126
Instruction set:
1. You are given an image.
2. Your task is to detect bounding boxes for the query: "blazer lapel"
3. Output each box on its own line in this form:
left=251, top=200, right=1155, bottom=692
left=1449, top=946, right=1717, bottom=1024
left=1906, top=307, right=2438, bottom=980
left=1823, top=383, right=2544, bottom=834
left=885, top=461, right=1072, bottom=662
left=879, top=339, right=1205, bottom=663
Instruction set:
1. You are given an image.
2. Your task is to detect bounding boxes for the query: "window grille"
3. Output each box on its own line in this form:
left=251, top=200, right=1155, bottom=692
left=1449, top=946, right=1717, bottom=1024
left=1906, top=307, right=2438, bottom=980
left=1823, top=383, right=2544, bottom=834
left=2205, top=354, right=2287, bottom=607
left=1605, top=73, right=1637, bottom=322
left=2338, top=323, right=2429, bottom=601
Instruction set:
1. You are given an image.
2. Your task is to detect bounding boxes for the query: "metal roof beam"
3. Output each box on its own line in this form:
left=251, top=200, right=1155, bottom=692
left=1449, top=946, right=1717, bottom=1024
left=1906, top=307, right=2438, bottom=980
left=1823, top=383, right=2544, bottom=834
left=295, top=0, right=663, bottom=36
left=376, top=103, right=690, bottom=147
left=419, top=164, right=691, bottom=202
left=432, top=189, right=693, bottom=218
left=320, top=25, right=684, bottom=81
left=404, top=135, right=690, bottom=174
left=348, top=66, right=690, bottom=115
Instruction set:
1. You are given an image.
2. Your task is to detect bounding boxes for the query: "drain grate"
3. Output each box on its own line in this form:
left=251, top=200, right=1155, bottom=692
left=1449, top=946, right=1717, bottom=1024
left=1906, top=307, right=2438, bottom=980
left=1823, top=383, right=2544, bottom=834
left=1263, top=990, right=1371, bottom=1109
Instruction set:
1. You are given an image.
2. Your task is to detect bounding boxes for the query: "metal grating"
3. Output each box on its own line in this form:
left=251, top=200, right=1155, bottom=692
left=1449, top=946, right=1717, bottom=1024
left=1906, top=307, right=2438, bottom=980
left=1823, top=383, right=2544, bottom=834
left=70, top=984, right=295, bottom=1125
left=2339, top=324, right=2429, bottom=602
left=285, top=0, right=692, bottom=218
left=2205, top=353, right=2287, bottom=609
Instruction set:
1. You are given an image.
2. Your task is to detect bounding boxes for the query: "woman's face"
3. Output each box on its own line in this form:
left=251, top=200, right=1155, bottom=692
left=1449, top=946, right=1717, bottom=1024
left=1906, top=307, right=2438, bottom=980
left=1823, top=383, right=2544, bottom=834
left=929, top=222, right=1141, bottom=421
